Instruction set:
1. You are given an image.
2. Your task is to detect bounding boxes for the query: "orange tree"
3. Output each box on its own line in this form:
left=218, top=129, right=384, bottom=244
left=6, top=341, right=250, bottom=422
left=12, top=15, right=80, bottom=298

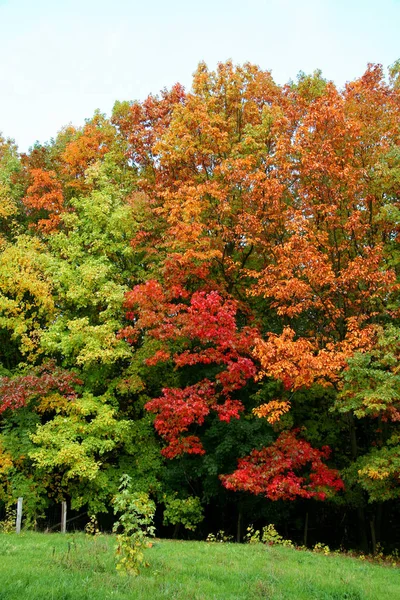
left=120, top=62, right=400, bottom=544
left=122, top=61, right=400, bottom=545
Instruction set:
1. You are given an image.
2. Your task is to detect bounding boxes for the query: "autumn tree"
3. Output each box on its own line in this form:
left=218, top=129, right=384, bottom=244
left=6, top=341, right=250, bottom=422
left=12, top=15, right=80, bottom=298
left=122, top=61, right=399, bottom=546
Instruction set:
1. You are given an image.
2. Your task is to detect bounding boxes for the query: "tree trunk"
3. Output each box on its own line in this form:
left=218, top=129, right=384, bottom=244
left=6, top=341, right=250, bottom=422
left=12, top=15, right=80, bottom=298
left=236, top=509, right=242, bottom=543
left=304, top=512, right=309, bottom=547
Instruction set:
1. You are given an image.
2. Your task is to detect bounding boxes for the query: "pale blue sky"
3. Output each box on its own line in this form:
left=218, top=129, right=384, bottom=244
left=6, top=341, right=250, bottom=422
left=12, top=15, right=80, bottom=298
left=0, top=0, right=399, bottom=151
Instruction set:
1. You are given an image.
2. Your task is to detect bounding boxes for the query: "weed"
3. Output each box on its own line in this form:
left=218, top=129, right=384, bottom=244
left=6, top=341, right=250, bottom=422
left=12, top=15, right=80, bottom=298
left=206, top=530, right=234, bottom=543
left=0, top=507, right=16, bottom=534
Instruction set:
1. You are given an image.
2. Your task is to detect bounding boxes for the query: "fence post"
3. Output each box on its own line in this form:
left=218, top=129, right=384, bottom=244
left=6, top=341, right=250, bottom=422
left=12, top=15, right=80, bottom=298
left=16, top=497, right=23, bottom=534
left=61, top=501, right=67, bottom=534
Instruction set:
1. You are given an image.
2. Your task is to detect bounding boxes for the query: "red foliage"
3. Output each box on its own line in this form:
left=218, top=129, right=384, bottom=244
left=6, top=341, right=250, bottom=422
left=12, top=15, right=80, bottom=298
left=221, top=430, right=344, bottom=500
left=0, top=362, right=82, bottom=413
left=146, top=381, right=214, bottom=458
left=123, top=282, right=257, bottom=457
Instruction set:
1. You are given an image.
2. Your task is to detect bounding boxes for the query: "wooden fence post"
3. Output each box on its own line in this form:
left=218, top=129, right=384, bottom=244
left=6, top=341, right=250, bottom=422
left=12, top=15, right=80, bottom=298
left=61, top=501, right=67, bottom=534
left=16, top=497, right=23, bottom=534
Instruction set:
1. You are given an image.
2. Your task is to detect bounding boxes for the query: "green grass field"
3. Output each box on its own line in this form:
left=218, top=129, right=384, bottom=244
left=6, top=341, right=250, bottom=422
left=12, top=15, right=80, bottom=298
left=0, top=532, right=398, bottom=600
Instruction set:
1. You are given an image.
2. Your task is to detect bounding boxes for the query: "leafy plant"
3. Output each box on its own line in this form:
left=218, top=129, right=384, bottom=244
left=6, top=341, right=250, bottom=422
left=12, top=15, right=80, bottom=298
left=85, top=515, right=101, bottom=537
left=313, top=542, right=331, bottom=556
left=244, top=525, right=261, bottom=544
left=206, top=530, right=234, bottom=543
left=113, top=474, right=155, bottom=575
left=261, top=524, right=294, bottom=548
left=0, top=507, right=16, bottom=534
left=244, top=523, right=294, bottom=548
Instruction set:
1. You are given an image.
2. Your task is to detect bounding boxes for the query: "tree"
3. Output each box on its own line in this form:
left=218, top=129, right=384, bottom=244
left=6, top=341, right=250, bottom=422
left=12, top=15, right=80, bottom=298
left=123, top=62, right=399, bottom=541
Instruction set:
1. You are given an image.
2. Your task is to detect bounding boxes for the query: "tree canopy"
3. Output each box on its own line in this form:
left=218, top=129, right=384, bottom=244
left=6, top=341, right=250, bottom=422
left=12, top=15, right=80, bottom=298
left=0, top=60, right=399, bottom=550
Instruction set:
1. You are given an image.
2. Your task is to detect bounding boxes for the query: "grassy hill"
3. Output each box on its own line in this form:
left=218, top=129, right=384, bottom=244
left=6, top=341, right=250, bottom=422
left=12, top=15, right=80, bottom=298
left=0, top=532, right=398, bottom=599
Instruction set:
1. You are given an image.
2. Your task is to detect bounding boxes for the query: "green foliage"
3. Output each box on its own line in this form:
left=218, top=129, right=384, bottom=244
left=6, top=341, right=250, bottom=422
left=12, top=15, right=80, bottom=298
left=29, top=394, right=160, bottom=513
left=0, top=135, right=24, bottom=240
left=163, top=495, right=204, bottom=531
left=346, top=434, right=400, bottom=502
left=335, top=326, right=400, bottom=503
left=337, top=326, right=400, bottom=419
left=244, top=524, right=262, bottom=544
left=113, top=475, right=155, bottom=575
left=39, top=167, right=138, bottom=375
left=0, top=408, right=50, bottom=525
left=291, top=69, right=328, bottom=100
left=200, top=407, right=274, bottom=497
left=261, top=524, right=295, bottom=548
left=313, top=542, right=331, bottom=555
left=389, top=58, right=400, bottom=89
left=85, top=515, right=101, bottom=537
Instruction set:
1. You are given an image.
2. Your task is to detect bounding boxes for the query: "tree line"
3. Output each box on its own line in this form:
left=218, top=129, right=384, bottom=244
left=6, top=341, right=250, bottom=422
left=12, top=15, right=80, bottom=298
left=0, top=60, right=399, bottom=551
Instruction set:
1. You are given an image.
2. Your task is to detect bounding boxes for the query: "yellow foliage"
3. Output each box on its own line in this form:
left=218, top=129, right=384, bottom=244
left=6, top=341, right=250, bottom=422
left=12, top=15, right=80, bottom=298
left=0, top=183, right=17, bottom=219
left=0, top=442, right=13, bottom=475
left=358, top=467, right=390, bottom=481
left=0, top=236, right=55, bottom=358
left=36, top=393, right=70, bottom=415
left=253, top=400, right=291, bottom=424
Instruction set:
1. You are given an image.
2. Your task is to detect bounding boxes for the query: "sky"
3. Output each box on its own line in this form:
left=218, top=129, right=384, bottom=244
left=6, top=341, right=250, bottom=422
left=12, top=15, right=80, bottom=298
left=0, top=0, right=399, bottom=152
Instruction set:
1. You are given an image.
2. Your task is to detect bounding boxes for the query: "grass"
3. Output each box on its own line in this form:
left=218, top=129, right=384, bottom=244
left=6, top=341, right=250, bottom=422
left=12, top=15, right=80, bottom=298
left=0, top=532, right=398, bottom=599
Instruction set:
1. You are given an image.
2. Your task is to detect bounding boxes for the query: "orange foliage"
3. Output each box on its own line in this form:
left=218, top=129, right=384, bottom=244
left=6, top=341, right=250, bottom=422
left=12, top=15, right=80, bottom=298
left=62, top=114, right=115, bottom=191
left=254, top=320, right=375, bottom=391
left=253, top=400, right=291, bottom=424
left=23, top=168, right=64, bottom=232
left=123, top=61, right=399, bottom=404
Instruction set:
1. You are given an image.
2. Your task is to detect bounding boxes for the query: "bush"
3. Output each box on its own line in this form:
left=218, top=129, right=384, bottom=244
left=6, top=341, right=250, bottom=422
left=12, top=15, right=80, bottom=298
left=163, top=495, right=204, bottom=531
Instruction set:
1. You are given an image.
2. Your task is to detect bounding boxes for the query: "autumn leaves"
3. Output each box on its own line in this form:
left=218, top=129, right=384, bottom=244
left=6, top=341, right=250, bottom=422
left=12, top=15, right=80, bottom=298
left=0, top=60, right=399, bottom=521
